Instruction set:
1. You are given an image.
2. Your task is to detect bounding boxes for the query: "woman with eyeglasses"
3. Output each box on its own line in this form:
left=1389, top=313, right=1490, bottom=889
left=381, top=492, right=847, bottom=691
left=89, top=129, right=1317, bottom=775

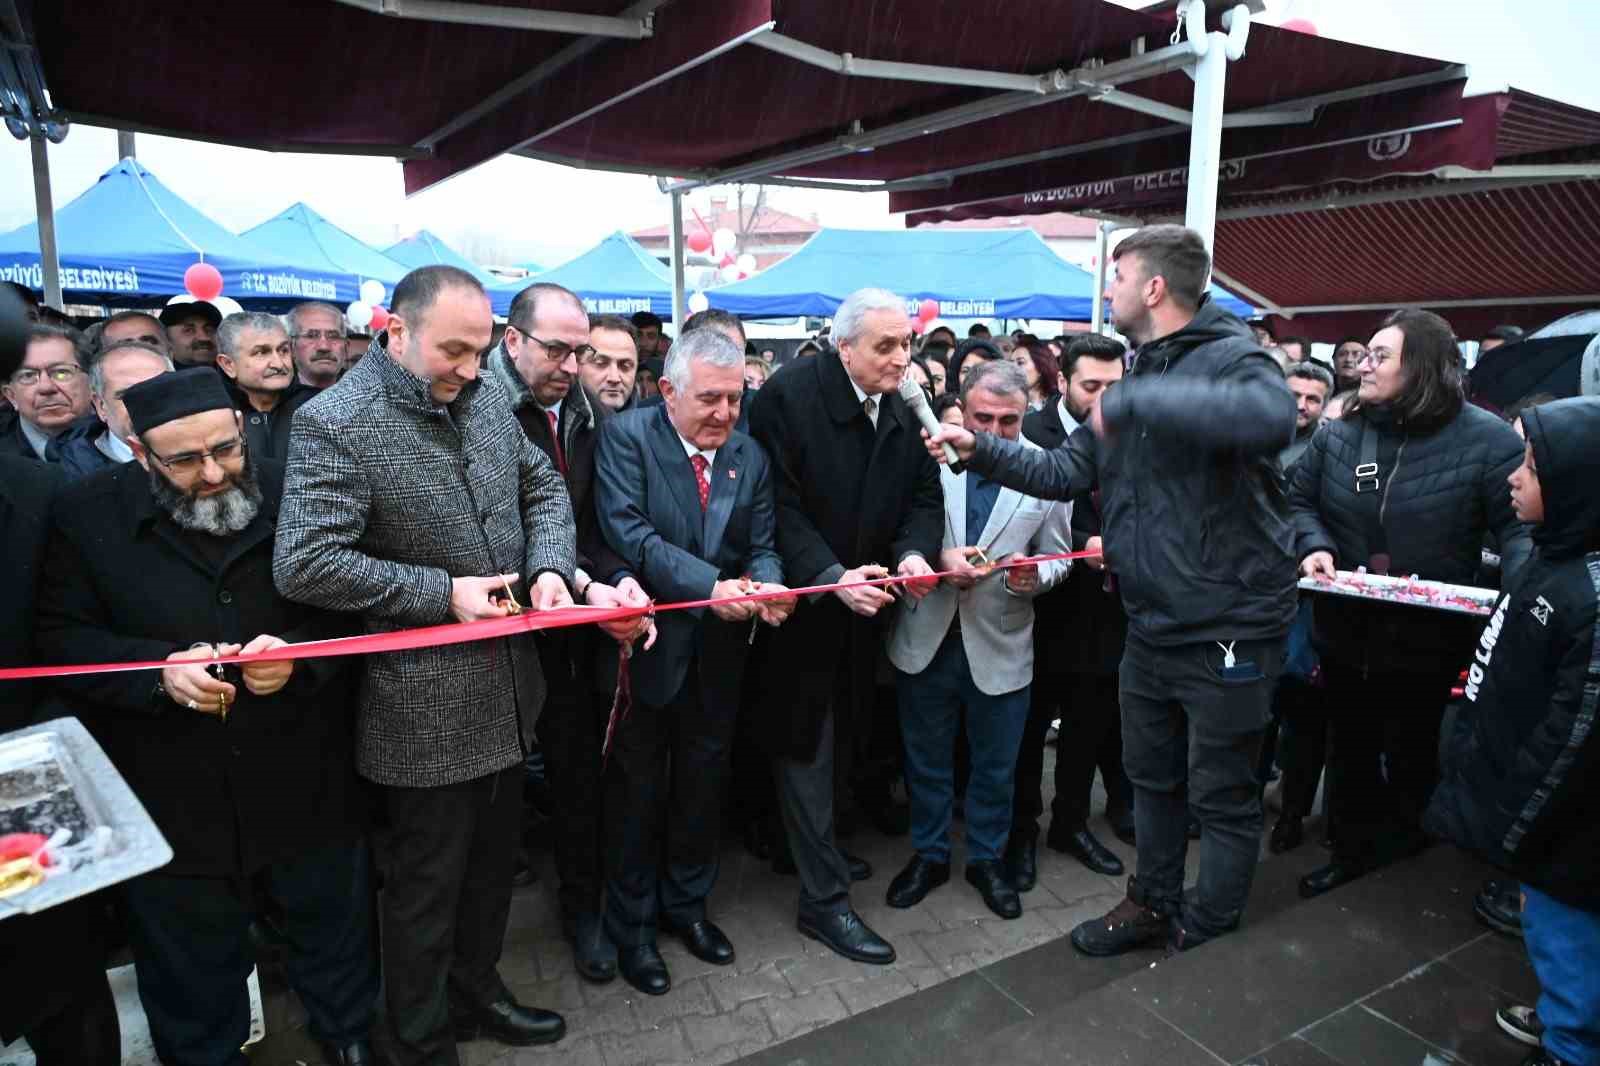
left=1286, top=309, right=1533, bottom=899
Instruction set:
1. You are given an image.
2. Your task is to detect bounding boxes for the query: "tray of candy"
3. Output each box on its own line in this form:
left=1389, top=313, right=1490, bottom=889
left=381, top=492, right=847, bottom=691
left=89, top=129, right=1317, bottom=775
left=1298, top=570, right=1498, bottom=617
left=0, top=717, right=172, bottom=919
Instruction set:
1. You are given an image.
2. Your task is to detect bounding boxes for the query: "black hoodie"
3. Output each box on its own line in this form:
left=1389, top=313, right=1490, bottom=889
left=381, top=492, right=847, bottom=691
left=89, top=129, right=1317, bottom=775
left=971, top=296, right=1299, bottom=646
left=1425, top=396, right=1600, bottom=910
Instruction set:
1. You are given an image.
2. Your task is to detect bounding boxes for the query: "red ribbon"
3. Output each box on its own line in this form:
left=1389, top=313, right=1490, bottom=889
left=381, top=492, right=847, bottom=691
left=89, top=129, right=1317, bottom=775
left=0, top=549, right=1101, bottom=683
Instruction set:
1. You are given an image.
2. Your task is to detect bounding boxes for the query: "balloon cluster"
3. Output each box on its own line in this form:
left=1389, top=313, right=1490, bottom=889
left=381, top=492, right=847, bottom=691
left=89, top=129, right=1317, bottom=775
left=347, top=279, right=390, bottom=332
left=685, top=216, right=761, bottom=316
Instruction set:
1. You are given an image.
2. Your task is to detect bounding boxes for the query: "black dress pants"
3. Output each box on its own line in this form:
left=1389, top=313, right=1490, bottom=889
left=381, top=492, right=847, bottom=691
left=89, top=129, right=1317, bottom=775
left=1270, top=676, right=1329, bottom=818
left=535, top=632, right=606, bottom=926
left=124, top=838, right=378, bottom=1066
left=1320, top=662, right=1455, bottom=866
left=1014, top=666, right=1130, bottom=836
left=381, top=767, right=521, bottom=1066
left=603, top=667, right=738, bottom=947
left=0, top=897, right=118, bottom=1066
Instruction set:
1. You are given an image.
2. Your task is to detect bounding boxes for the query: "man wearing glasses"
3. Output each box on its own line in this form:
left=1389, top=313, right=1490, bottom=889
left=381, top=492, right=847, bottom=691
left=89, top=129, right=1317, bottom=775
left=1, top=324, right=94, bottom=462
left=486, top=282, right=653, bottom=986
left=34, top=367, right=380, bottom=1066
left=287, top=302, right=348, bottom=389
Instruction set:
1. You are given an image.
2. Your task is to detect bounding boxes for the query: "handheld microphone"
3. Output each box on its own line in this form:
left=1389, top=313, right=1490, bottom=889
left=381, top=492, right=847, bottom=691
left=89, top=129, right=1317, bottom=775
left=897, top=377, right=964, bottom=474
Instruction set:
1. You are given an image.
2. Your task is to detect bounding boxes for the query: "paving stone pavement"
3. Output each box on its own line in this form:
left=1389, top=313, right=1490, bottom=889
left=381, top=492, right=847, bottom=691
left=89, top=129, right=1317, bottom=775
left=249, top=753, right=1218, bottom=1066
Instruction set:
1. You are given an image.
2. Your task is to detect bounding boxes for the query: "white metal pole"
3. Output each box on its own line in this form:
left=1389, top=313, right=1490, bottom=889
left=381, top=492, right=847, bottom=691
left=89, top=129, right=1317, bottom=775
left=117, top=130, right=136, bottom=160
left=1091, top=221, right=1111, bottom=334
left=669, top=190, right=686, bottom=329
left=1183, top=33, right=1229, bottom=254
left=30, top=130, right=62, bottom=310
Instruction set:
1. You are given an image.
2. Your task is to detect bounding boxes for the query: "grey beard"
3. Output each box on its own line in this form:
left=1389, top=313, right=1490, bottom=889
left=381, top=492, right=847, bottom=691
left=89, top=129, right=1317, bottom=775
left=149, top=457, right=264, bottom=536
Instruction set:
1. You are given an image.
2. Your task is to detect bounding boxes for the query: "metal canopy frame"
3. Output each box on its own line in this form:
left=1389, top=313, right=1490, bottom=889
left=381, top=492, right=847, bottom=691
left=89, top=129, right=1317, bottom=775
left=329, top=0, right=655, bottom=39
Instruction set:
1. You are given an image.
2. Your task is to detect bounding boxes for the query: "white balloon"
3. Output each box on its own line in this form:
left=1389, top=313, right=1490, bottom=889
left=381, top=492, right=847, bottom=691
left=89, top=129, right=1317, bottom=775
left=712, top=227, right=737, bottom=257
left=346, top=301, right=373, bottom=329
left=735, top=253, right=757, bottom=275
left=687, top=291, right=710, bottom=314
left=165, top=293, right=196, bottom=306
left=210, top=296, right=243, bottom=317
left=718, top=264, right=741, bottom=284
left=359, top=279, right=386, bottom=306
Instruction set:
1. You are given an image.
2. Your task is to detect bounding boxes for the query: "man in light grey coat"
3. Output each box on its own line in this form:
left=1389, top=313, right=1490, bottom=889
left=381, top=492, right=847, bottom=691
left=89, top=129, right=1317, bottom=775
left=885, top=361, right=1073, bottom=921
left=274, top=265, right=577, bottom=1064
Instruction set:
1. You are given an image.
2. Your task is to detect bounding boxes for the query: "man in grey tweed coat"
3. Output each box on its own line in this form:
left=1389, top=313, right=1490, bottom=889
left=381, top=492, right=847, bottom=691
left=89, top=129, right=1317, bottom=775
left=275, top=265, right=576, bottom=1063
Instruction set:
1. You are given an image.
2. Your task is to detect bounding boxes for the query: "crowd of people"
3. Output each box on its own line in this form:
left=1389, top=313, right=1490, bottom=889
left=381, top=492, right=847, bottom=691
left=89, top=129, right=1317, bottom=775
left=0, top=223, right=1595, bottom=1066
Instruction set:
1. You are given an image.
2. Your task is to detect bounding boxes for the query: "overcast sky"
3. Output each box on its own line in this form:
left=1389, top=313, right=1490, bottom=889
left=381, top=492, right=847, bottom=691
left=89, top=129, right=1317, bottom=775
left=1, top=0, right=1595, bottom=268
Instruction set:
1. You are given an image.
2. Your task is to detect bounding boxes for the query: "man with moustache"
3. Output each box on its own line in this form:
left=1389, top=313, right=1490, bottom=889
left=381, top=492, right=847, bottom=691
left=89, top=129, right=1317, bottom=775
left=746, top=287, right=942, bottom=965
left=1330, top=337, right=1367, bottom=395
left=1, top=325, right=94, bottom=462
left=287, top=302, right=348, bottom=389
left=34, top=367, right=379, bottom=1066
left=56, top=340, right=174, bottom=480
left=159, top=300, right=221, bottom=367
left=216, top=312, right=321, bottom=464
left=583, top=314, right=640, bottom=412
left=275, top=265, right=576, bottom=1062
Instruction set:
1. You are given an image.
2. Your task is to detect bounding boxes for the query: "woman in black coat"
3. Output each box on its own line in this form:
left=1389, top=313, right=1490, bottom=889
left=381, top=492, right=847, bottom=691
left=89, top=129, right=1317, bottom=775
left=1287, top=309, right=1532, bottom=898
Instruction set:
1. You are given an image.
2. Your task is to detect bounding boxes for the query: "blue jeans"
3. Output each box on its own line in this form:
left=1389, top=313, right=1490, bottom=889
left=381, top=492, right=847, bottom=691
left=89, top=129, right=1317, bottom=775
left=896, top=630, right=1031, bottom=864
left=1523, top=884, right=1600, bottom=1066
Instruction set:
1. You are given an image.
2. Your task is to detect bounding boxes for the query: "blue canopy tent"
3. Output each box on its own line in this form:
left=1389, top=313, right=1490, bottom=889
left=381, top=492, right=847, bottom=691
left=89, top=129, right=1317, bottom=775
left=383, top=230, right=522, bottom=315
left=242, top=202, right=410, bottom=307
left=530, top=232, right=672, bottom=318
left=0, top=159, right=346, bottom=308
left=705, top=228, right=1252, bottom=321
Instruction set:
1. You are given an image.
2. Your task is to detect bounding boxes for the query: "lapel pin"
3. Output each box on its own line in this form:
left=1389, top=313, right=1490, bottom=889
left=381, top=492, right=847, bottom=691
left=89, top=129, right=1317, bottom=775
left=728, top=469, right=737, bottom=479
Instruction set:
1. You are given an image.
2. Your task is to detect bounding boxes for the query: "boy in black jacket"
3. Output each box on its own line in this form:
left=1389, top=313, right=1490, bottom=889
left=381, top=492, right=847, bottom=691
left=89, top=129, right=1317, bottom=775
left=1426, top=396, right=1600, bottom=1066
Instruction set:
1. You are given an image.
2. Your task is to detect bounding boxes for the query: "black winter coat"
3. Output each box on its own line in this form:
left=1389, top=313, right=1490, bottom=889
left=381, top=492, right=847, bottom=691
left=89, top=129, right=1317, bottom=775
left=34, top=460, right=365, bottom=877
left=1425, top=397, right=1600, bottom=910
left=1288, top=400, right=1532, bottom=674
left=0, top=455, right=61, bottom=729
left=970, top=298, right=1299, bottom=647
left=1022, top=400, right=1125, bottom=675
left=747, top=347, right=943, bottom=758
left=229, top=377, right=321, bottom=465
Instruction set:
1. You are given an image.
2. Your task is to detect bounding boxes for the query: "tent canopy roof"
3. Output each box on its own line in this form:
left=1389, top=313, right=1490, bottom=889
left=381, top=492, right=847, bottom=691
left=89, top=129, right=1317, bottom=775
left=705, top=227, right=1250, bottom=321
left=384, top=229, right=522, bottom=314
left=530, top=231, right=673, bottom=317
left=242, top=202, right=410, bottom=288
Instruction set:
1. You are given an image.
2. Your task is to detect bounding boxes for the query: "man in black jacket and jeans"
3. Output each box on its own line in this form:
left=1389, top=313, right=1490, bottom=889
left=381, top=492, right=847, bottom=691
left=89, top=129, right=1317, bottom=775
left=926, top=225, right=1298, bottom=955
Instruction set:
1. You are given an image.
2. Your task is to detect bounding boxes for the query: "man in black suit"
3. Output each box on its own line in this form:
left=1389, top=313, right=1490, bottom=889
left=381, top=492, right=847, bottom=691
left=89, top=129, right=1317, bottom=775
left=747, top=288, right=943, bottom=965
left=1009, top=334, right=1134, bottom=889
left=594, top=328, right=793, bottom=995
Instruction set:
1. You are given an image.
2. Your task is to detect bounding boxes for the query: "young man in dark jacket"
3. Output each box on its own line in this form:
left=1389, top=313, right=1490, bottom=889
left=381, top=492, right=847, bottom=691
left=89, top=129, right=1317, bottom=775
left=927, top=225, right=1298, bottom=955
left=1425, top=396, right=1600, bottom=1066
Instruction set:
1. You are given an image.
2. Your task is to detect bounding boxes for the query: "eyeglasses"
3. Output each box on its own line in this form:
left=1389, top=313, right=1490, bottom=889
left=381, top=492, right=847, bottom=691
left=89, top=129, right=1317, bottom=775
left=295, top=329, right=345, bottom=342
left=1357, top=349, right=1394, bottom=368
left=8, top=364, right=83, bottom=388
left=512, top=326, right=594, bottom=364
left=148, top=436, right=246, bottom=474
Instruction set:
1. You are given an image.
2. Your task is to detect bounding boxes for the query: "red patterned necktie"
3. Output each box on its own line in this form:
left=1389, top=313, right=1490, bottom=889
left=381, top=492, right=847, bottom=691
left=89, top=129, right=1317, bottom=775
left=690, top=453, right=710, bottom=511
left=546, top=409, right=567, bottom=476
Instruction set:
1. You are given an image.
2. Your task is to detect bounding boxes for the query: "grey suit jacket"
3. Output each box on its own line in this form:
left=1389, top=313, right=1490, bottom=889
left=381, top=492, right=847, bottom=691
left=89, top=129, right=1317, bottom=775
left=273, top=336, right=576, bottom=788
left=887, top=436, right=1073, bottom=695
left=594, top=404, right=781, bottom=708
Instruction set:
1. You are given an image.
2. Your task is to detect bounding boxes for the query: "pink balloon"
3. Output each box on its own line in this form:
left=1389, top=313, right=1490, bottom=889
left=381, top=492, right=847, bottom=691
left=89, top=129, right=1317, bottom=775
left=367, top=305, right=390, bottom=331
left=687, top=230, right=712, bottom=254
left=719, top=253, right=736, bottom=268
left=184, top=262, right=223, bottom=301
left=1280, top=17, right=1319, bottom=34
left=918, top=298, right=939, bottom=321
left=911, top=317, right=926, bottom=335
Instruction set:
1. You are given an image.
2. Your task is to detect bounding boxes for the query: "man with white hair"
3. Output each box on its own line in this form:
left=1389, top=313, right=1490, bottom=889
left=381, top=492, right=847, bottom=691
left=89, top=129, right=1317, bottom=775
left=57, top=339, right=174, bottom=479
left=286, top=301, right=348, bottom=389
left=217, top=311, right=320, bottom=464
left=593, top=327, right=793, bottom=995
left=746, top=287, right=942, bottom=965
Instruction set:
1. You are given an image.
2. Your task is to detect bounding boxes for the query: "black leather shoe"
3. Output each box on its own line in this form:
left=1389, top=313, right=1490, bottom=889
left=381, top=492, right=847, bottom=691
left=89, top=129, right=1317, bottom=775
left=1269, top=814, right=1304, bottom=854
left=1107, top=807, right=1136, bottom=845
left=452, top=996, right=565, bottom=1046
left=966, top=861, right=1022, bottom=919
left=570, top=912, right=617, bottom=983
left=1298, top=860, right=1373, bottom=899
left=1070, top=884, right=1168, bottom=957
left=885, top=855, right=949, bottom=908
left=1476, top=879, right=1524, bottom=938
left=617, top=944, right=671, bottom=996
left=798, top=909, right=896, bottom=964
left=1047, top=826, right=1125, bottom=876
left=774, top=848, right=872, bottom=881
left=319, top=1039, right=388, bottom=1066
left=665, top=919, right=735, bottom=965
left=1004, top=828, right=1038, bottom=892
left=847, top=852, right=872, bottom=882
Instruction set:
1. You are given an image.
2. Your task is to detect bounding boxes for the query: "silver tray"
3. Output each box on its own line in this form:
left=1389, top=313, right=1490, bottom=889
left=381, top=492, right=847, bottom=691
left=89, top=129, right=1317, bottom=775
left=1297, top=571, right=1498, bottom=617
left=0, top=717, right=173, bottom=920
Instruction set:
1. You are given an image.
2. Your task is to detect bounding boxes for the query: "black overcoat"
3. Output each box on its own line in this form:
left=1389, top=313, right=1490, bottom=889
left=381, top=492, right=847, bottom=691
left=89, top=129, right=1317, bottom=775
left=33, top=459, right=365, bottom=877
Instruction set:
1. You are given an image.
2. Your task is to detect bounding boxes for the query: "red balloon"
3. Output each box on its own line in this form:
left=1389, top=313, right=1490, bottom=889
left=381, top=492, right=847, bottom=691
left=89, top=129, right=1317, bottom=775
left=910, top=317, right=926, bottom=335
left=918, top=298, right=939, bottom=321
left=368, top=305, right=390, bottom=331
left=687, top=230, right=712, bottom=254
left=1280, top=17, right=1318, bottom=34
left=184, top=262, right=224, bottom=301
